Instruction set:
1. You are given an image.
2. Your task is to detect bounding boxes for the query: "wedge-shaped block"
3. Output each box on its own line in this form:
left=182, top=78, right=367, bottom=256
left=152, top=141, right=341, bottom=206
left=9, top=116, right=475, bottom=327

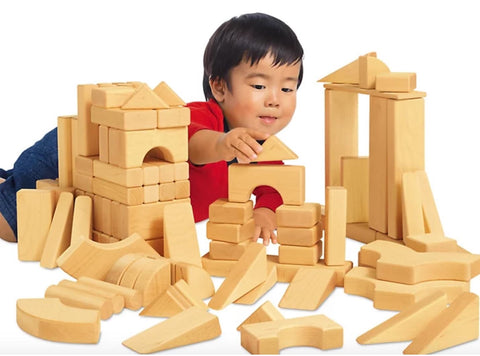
left=357, top=291, right=447, bottom=344
left=252, top=135, right=298, bottom=162
left=57, top=233, right=160, bottom=280
left=93, top=160, right=143, bottom=187
left=122, top=307, right=221, bottom=354
left=277, top=224, right=322, bottom=247
left=235, top=261, right=278, bottom=305
left=172, top=261, right=215, bottom=300
left=91, top=86, right=136, bottom=108
left=140, top=280, right=208, bottom=317
left=209, top=198, right=253, bottom=224
left=208, top=243, right=267, bottom=310
left=341, top=156, right=368, bottom=223
left=91, top=106, right=157, bottom=130
left=240, top=314, right=343, bottom=354
left=237, top=301, right=284, bottom=331
left=279, top=268, right=336, bottom=310
left=16, top=298, right=100, bottom=344
left=344, top=267, right=470, bottom=311
left=209, top=240, right=252, bottom=260
left=376, top=72, right=416, bottom=93
left=157, top=106, right=190, bottom=128
left=70, top=195, right=93, bottom=245
left=404, top=292, right=479, bottom=354
left=324, top=186, right=347, bottom=266
left=17, top=189, right=56, bottom=261
left=109, top=126, right=187, bottom=168
left=153, top=81, right=186, bottom=106
left=164, top=202, right=202, bottom=267
left=359, top=54, right=390, bottom=89
left=206, top=218, right=255, bottom=243
left=318, top=57, right=359, bottom=84
left=279, top=242, right=322, bottom=266
left=276, top=202, right=321, bottom=228
left=121, top=84, right=169, bottom=109
left=229, top=164, right=305, bottom=205
left=359, top=240, right=480, bottom=284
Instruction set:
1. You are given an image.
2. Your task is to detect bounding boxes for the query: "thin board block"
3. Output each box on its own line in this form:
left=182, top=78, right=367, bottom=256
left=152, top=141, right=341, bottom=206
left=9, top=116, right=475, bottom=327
left=77, top=84, right=99, bottom=156
left=209, top=198, right=253, bottom=224
left=237, top=301, right=284, bottom=331
left=16, top=298, right=100, bottom=344
left=122, top=307, right=221, bottom=354
left=208, top=243, right=267, bottom=310
left=375, top=72, right=416, bottom=93
left=57, top=115, right=74, bottom=187
left=341, top=156, right=369, bottom=223
left=228, top=164, right=305, bottom=205
left=324, top=187, right=347, bottom=266
left=70, top=195, right=93, bottom=245
left=276, top=203, right=321, bottom=228
left=240, top=314, right=343, bottom=354
left=402, top=171, right=425, bottom=237
left=252, top=135, right=298, bottom=162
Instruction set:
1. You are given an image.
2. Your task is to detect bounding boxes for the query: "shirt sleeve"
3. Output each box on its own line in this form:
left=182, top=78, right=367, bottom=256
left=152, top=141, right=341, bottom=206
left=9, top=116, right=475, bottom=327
left=187, top=100, right=224, bottom=140
left=252, top=161, right=285, bottom=212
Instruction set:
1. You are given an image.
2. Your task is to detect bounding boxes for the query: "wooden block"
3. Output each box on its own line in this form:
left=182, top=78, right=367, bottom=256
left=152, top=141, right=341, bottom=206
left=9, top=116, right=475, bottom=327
left=122, top=307, right=221, bottom=354
left=206, top=218, right=255, bottom=243
left=91, top=105, right=157, bottom=130
left=133, top=256, right=171, bottom=306
left=92, top=230, right=119, bottom=243
left=416, top=171, right=444, bottom=235
left=235, top=261, right=277, bottom=304
left=153, top=81, right=186, bottom=106
left=201, top=252, right=236, bottom=277
left=70, top=116, right=79, bottom=184
left=341, top=156, right=368, bottom=223
left=172, top=261, right=215, bottom=300
left=402, top=171, right=426, bottom=237
left=174, top=179, right=190, bottom=199
left=387, top=98, right=425, bottom=239
left=158, top=160, right=175, bottom=183
left=108, top=126, right=188, bottom=168
left=142, top=161, right=160, bottom=185
left=404, top=233, right=458, bottom=253
left=77, top=276, right=142, bottom=310
left=98, top=125, right=109, bottom=162
left=91, top=86, right=136, bottom=108
left=70, top=195, right=93, bottom=245
left=237, top=301, right=284, bottom=331
left=78, top=84, right=99, bottom=156
left=57, top=232, right=160, bottom=280
left=278, top=242, right=322, bottom=266
left=404, top=292, right=479, bottom=354
left=325, top=89, right=358, bottom=187
left=101, top=197, right=112, bottom=235
left=145, top=237, right=164, bottom=255
left=252, top=135, right=298, bottom=162
left=209, top=240, right=252, bottom=260
left=359, top=240, right=480, bottom=284
left=119, top=256, right=153, bottom=289
left=344, top=266, right=470, bottom=311
left=208, top=198, right=253, bottom=224
left=93, top=159, right=143, bottom=187
left=121, top=84, right=169, bottom=109
left=157, top=106, right=191, bottom=128
left=40, top=192, right=74, bottom=268
left=75, top=155, right=95, bottom=177
left=17, top=189, right=56, bottom=261
left=208, top=243, right=267, bottom=310
left=324, top=186, right=347, bottom=266
left=276, top=202, right=321, bottom=228
left=74, top=172, right=93, bottom=193
left=45, top=284, right=112, bottom=320
left=376, top=72, right=416, bottom=92
left=369, top=96, right=388, bottom=233
left=357, top=291, right=447, bottom=344
left=359, top=55, right=390, bottom=89
left=16, top=298, right=100, bottom=343
left=143, top=184, right=159, bottom=204
left=228, top=164, right=305, bottom=205
left=159, top=182, right=175, bottom=201
left=346, top=222, right=376, bottom=244
left=277, top=224, right=322, bottom=247
left=240, top=314, right=343, bottom=354
left=279, top=268, right=336, bottom=310
left=57, top=115, right=74, bottom=187
left=141, top=280, right=208, bottom=317
left=324, top=83, right=426, bottom=100
left=173, top=161, right=189, bottom=180
left=92, top=177, right=143, bottom=205
left=317, top=57, right=359, bottom=84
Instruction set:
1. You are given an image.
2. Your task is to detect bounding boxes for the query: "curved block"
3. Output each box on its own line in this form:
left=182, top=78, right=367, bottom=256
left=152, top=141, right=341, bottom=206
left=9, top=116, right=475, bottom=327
left=240, top=314, right=343, bottom=354
left=16, top=298, right=100, bottom=343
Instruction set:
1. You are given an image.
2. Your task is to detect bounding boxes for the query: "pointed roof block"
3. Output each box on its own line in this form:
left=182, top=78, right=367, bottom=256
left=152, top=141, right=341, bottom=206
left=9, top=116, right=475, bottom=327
left=318, top=52, right=377, bottom=84
left=153, top=81, right=186, bottom=106
left=237, top=301, right=284, bottom=331
left=121, top=84, right=169, bottom=109
left=253, top=135, right=298, bottom=162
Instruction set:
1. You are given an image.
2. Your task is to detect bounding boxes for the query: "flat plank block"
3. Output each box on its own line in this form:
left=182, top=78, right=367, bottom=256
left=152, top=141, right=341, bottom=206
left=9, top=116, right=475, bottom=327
left=70, top=195, right=93, bottom=245
left=208, top=243, right=267, bottom=310
left=17, top=189, right=56, bottom=261
left=240, top=314, right=343, bottom=354
left=324, top=186, right=347, bottom=266
left=122, top=307, right=221, bottom=353
left=324, top=83, right=426, bottom=100
left=279, top=268, right=336, bottom=310
left=91, top=106, right=157, bottom=130
left=276, top=202, right=321, bottom=228
left=209, top=198, right=253, bottom=224
left=252, top=135, right=298, bottom=162
left=228, top=164, right=305, bottom=205
left=93, top=160, right=143, bottom=187
left=157, top=106, right=190, bottom=128
left=376, top=72, right=416, bottom=92
left=16, top=298, right=100, bottom=343
left=278, top=242, right=322, bottom=266
left=277, top=224, right=322, bottom=247
left=341, top=156, right=369, bottom=223
left=206, top=218, right=255, bottom=243
left=237, top=301, right=284, bottom=331
left=209, top=240, right=252, bottom=260
left=91, top=86, right=136, bottom=108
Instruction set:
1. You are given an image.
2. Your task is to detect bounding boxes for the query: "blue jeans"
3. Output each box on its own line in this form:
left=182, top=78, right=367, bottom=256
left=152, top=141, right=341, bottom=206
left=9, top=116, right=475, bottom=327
left=0, top=128, right=58, bottom=238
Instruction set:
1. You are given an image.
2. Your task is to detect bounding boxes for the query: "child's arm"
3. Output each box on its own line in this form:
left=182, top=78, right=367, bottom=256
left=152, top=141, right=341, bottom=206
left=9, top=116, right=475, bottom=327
left=189, top=127, right=269, bottom=165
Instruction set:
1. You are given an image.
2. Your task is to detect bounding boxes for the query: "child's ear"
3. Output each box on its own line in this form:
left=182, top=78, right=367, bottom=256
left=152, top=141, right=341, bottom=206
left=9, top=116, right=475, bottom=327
left=209, top=78, right=227, bottom=103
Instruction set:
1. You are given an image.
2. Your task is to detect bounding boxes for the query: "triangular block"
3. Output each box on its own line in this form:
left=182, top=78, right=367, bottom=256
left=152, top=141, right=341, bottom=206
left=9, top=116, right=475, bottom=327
left=317, top=58, right=359, bottom=84
left=172, top=261, right=215, bottom=299
left=208, top=243, right=267, bottom=310
left=237, top=301, right=284, bottom=331
left=123, top=307, right=221, bottom=353
left=234, top=262, right=277, bottom=305
left=404, top=292, right=479, bottom=354
left=357, top=291, right=447, bottom=344
left=121, top=84, right=169, bottom=109
left=253, top=135, right=298, bottom=162
left=153, top=81, right=186, bottom=106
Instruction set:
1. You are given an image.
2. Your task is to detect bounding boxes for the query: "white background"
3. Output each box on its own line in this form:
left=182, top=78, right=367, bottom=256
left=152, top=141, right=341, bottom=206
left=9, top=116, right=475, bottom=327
left=1, top=0, right=479, bottom=354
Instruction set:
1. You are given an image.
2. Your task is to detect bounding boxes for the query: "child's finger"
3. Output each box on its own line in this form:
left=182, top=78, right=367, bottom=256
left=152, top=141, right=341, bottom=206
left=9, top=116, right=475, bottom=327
left=233, top=137, right=258, bottom=160
left=253, top=225, right=262, bottom=242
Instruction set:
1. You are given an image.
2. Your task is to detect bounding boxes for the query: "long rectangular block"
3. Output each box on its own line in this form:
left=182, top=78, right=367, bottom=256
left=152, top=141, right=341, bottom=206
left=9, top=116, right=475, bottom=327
left=93, top=160, right=143, bottom=187
left=276, top=203, right=321, bottom=228
left=206, top=219, right=255, bottom=243
left=209, top=199, right=253, bottom=224
left=278, top=242, right=322, bottom=266
left=324, top=187, right=347, bottom=266
left=77, top=84, right=99, bottom=156
left=157, top=106, right=190, bottom=128
left=341, top=156, right=368, bottom=223
left=98, top=125, right=109, bottom=163
left=277, top=224, right=322, bottom=247
left=57, top=116, right=74, bottom=187
left=92, top=177, right=143, bottom=206
left=91, top=106, right=157, bottom=130
left=209, top=240, right=252, bottom=260
left=376, top=72, right=416, bottom=93
left=70, top=195, right=93, bottom=245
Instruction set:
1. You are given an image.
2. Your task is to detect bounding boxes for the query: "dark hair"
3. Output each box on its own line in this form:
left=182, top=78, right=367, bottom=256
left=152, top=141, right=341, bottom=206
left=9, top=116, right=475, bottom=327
left=203, top=13, right=304, bottom=100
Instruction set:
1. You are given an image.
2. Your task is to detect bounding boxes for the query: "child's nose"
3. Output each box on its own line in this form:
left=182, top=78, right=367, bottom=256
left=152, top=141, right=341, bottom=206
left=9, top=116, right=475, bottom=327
left=265, top=90, right=279, bottom=107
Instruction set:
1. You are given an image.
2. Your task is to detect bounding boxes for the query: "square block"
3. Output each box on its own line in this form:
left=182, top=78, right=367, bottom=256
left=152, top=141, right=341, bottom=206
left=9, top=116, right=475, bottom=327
left=278, top=242, right=322, bottom=266
left=209, top=240, right=252, bottom=261
left=158, top=161, right=175, bottom=183
left=143, top=162, right=160, bottom=185
left=209, top=198, right=254, bottom=224
left=206, top=218, right=255, bottom=243
left=74, top=172, right=93, bottom=193
left=174, top=161, right=189, bottom=181
left=276, top=203, right=321, bottom=228
left=93, top=160, right=143, bottom=188
left=277, top=224, right=322, bottom=247
left=91, top=106, right=157, bottom=130
left=157, top=106, right=190, bottom=128
left=175, top=180, right=190, bottom=199
left=159, top=182, right=175, bottom=201
left=144, top=184, right=160, bottom=204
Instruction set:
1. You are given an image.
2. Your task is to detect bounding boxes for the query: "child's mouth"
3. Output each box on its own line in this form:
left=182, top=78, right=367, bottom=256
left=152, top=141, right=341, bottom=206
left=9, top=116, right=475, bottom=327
left=259, top=116, right=277, bottom=124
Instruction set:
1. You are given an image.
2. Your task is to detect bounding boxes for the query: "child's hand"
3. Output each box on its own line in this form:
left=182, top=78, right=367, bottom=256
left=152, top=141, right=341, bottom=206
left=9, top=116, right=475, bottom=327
left=252, top=207, right=277, bottom=246
left=217, top=128, right=269, bottom=163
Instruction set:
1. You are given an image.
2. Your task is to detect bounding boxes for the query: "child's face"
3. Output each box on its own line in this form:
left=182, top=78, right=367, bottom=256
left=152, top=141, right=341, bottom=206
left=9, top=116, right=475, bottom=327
left=213, top=53, right=301, bottom=135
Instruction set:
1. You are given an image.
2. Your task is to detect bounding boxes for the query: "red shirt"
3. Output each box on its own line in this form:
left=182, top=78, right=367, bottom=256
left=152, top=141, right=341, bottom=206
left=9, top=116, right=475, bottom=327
left=187, top=99, right=284, bottom=222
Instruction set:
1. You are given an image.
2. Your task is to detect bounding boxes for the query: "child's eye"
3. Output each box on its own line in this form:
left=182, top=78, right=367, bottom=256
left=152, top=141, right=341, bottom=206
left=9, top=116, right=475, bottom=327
left=282, top=88, right=294, bottom=93
left=252, top=84, right=265, bottom=90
